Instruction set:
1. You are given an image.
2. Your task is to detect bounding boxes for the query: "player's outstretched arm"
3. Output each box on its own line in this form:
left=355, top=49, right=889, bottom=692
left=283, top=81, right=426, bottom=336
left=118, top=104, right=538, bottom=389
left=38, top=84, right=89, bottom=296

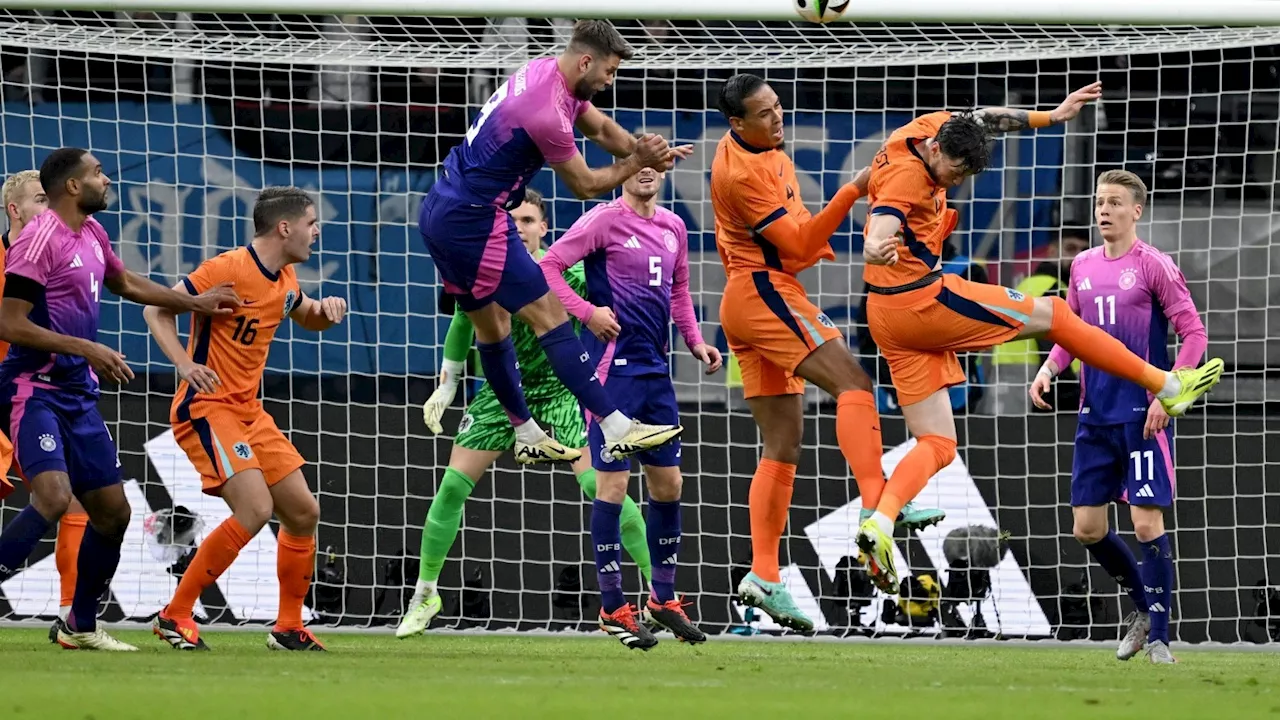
left=290, top=294, right=347, bottom=332
left=550, top=134, right=683, bottom=200
left=975, top=81, right=1102, bottom=135
left=142, top=283, right=222, bottom=395
left=107, top=270, right=239, bottom=316
left=739, top=166, right=869, bottom=262
left=575, top=106, right=638, bottom=159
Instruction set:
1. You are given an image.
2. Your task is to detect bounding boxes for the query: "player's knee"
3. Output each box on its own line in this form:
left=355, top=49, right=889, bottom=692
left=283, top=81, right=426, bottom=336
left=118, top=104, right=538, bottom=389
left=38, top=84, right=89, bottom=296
left=281, top=495, right=320, bottom=535
left=1072, top=521, right=1107, bottom=546
left=1130, top=513, right=1165, bottom=544
left=233, top=497, right=274, bottom=535
left=1029, top=295, right=1067, bottom=335
left=518, top=292, right=568, bottom=335
left=89, top=498, right=132, bottom=538
left=918, top=435, right=958, bottom=468
left=30, top=483, right=73, bottom=521
left=645, top=472, right=682, bottom=502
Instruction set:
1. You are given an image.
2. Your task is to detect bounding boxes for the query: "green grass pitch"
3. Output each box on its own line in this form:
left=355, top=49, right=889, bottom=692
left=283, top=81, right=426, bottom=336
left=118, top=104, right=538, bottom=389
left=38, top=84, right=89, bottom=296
left=1, top=627, right=1276, bottom=718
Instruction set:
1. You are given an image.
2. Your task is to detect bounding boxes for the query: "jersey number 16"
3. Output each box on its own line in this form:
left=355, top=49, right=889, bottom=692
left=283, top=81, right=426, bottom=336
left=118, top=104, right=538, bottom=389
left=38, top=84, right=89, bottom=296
left=232, top=316, right=259, bottom=345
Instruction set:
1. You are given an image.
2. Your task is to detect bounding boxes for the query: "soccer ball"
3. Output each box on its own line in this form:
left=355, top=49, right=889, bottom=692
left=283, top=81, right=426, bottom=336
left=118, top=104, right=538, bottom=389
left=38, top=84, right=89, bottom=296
left=793, top=0, right=850, bottom=24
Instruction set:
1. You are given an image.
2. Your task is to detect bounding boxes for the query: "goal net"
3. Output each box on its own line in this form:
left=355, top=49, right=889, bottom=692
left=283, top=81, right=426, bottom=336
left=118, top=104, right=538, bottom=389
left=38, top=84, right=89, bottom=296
left=0, top=9, right=1277, bottom=644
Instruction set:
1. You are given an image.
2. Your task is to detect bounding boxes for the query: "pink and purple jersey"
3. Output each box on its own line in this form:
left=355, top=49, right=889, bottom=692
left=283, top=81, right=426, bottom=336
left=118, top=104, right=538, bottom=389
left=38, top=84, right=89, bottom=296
left=435, top=57, right=592, bottom=210
left=1048, top=240, right=1207, bottom=425
left=0, top=211, right=125, bottom=397
left=541, top=199, right=704, bottom=379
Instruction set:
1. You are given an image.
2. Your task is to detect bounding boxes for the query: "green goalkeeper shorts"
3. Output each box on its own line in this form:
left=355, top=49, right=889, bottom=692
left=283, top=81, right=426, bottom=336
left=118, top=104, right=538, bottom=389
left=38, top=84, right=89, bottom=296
left=454, top=384, right=586, bottom=452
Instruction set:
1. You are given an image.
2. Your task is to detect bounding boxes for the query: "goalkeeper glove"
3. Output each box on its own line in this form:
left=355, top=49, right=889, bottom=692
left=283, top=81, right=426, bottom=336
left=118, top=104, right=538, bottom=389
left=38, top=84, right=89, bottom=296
left=423, top=359, right=465, bottom=434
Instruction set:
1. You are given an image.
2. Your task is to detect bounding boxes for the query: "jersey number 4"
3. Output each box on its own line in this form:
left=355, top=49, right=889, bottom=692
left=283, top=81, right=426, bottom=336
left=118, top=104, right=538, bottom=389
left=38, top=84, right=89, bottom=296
left=466, top=83, right=509, bottom=145
left=232, top=316, right=259, bottom=345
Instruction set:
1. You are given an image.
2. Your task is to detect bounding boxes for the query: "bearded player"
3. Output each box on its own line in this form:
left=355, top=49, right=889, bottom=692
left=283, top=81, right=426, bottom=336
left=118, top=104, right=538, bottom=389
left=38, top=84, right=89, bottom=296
left=1029, top=170, right=1201, bottom=664
left=710, top=73, right=944, bottom=634
left=0, top=148, right=237, bottom=650
left=2, top=169, right=92, bottom=639
left=857, top=84, right=1224, bottom=593
left=147, top=187, right=346, bottom=651
left=398, top=188, right=655, bottom=638
left=541, top=166, right=720, bottom=649
left=419, top=20, right=691, bottom=468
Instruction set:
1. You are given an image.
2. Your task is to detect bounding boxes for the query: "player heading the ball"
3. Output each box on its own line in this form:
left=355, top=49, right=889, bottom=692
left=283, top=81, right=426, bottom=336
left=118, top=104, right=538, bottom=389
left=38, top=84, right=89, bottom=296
left=542, top=165, right=721, bottom=650
left=146, top=186, right=347, bottom=652
left=1029, top=170, right=1204, bottom=665
left=419, top=20, right=691, bottom=468
left=0, top=148, right=237, bottom=651
left=856, top=84, right=1225, bottom=593
left=400, top=188, right=657, bottom=639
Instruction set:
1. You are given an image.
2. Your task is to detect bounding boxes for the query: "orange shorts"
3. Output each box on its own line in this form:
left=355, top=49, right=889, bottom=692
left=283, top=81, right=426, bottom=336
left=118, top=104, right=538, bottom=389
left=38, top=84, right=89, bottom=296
left=867, top=273, right=1036, bottom=405
left=720, top=270, right=844, bottom=398
left=172, top=407, right=305, bottom=495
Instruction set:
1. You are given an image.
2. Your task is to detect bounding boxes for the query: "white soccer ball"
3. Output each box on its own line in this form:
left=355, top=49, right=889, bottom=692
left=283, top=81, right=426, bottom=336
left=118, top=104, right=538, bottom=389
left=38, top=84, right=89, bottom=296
left=793, top=0, right=850, bottom=24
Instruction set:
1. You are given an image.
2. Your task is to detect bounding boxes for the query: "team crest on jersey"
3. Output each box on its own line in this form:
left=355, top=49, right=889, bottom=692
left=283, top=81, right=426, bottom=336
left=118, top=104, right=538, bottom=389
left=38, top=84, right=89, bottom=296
left=816, top=313, right=836, bottom=328
left=283, top=290, right=297, bottom=318
left=1119, top=268, right=1138, bottom=290
left=233, top=442, right=253, bottom=459
left=1005, top=288, right=1025, bottom=302
left=92, top=239, right=105, bottom=264
left=458, top=413, right=474, bottom=434
left=662, top=230, right=678, bottom=253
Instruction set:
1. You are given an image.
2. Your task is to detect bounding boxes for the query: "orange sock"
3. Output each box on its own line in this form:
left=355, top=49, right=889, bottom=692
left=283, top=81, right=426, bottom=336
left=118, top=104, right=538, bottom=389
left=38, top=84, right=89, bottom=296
left=56, top=512, right=88, bottom=608
left=878, top=435, right=957, bottom=521
left=275, top=531, right=316, bottom=631
left=836, top=390, right=886, bottom=510
left=1045, top=295, right=1166, bottom=393
left=748, top=459, right=796, bottom=583
left=167, top=517, right=252, bottom=619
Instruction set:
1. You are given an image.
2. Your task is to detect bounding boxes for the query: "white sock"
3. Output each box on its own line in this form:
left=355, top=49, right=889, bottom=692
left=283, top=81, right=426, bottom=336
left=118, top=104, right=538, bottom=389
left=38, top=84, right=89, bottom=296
left=513, top=419, right=545, bottom=445
left=58, top=605, right=70, bottom=622
left=871, top=511, right=895, bottom=537
left=599, top=411, right=632, bottom=441
left=411, top=579, right=437, bottom=605
left=1157, top=371, right=1181, bottom=400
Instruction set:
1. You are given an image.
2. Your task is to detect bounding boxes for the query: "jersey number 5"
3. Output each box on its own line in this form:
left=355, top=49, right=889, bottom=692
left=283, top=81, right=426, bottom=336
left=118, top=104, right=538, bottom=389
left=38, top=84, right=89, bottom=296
left=466, top=83, right=509, bottom=146
left=648, top=256, right=663, bottom=286
left=232, top=316, right=259, bottom=345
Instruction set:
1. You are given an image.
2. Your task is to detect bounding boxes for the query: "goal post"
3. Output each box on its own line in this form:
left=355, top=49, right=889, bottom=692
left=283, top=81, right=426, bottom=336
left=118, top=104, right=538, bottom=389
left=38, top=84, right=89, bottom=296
left=0, top=5, right=1276, bottom=644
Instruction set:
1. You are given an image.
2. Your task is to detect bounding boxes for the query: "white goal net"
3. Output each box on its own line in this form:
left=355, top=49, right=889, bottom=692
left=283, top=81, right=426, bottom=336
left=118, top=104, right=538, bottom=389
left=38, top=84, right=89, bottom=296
left=0, top=9, right=1277, bottom=644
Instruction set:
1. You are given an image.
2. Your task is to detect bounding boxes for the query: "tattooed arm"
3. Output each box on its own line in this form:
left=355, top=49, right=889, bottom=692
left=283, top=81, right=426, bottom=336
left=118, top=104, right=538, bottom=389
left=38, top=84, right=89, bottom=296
left=976, top=81, right=1102, bottom=134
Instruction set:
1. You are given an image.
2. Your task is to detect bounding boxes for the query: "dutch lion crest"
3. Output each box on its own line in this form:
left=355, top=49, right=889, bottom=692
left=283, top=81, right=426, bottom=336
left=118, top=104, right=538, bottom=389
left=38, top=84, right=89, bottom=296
left=283, top=289, right=297, bottom=318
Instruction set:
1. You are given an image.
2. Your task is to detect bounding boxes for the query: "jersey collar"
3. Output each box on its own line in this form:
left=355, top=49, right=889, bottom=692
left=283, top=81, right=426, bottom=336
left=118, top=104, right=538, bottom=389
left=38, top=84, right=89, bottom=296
left=906, top=137, right=941, bottom=187
left=246, top=243, right=280, bottom=281
left=729, top=130, right=770, bottom=154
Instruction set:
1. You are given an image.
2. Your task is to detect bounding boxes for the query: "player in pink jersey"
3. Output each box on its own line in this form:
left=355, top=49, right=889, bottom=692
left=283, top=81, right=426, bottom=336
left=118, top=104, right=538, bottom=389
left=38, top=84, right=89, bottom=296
left=541, top=166, right=721, bottom=650
left=1029, top=170, right=1207, bottom=664
left=0, top=148, right=238, bottom=651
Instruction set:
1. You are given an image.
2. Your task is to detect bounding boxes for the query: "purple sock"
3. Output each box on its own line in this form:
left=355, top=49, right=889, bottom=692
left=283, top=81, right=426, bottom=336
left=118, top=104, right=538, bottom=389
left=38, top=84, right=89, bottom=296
left=591, top=499, right=625, bottom=613
left=68, top=524, right=123, bottom=633
left=646, top=499, right=681, bottom=603
left=0, top=506, right=52, bottom=582
left=537, top=322, right=618, bottom=420
left=1084, top=530, right=1148, bottom=613
left=1141, top=534, right=1175, bottom=644
left=476, top=336, right=532, bottom=425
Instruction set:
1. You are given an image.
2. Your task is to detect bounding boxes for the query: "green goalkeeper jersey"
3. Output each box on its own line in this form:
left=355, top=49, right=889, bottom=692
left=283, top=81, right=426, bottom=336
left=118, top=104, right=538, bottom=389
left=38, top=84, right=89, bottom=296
left=441, top=249, right=588, bottom=394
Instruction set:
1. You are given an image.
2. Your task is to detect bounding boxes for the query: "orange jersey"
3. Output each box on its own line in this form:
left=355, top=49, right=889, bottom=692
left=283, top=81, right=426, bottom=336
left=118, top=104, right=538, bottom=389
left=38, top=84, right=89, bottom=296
left=710, top=131, right=835, bottom=278
left=864, top=111, right=960, bottom=289
left=171, top=246, right=302, bottom=422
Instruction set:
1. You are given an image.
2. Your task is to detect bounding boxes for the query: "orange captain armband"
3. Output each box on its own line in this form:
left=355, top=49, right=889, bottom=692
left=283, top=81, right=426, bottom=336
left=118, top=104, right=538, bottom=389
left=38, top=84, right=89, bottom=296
left=1029, top=110, right=1053, bottom=128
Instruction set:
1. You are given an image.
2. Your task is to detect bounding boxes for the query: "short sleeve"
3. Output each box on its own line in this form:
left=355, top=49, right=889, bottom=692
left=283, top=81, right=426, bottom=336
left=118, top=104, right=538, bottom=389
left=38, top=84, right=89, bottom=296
left=526, top=95, right=580, bottom=165
left=5, top=220, right=56, bottom=286
left=182, top=254, right=234, bottom=296
left=87, top=220, right=125, bottom=279
left=727, top=164, right=786, bottom=231
left=869, top=162, right=927, bottom=221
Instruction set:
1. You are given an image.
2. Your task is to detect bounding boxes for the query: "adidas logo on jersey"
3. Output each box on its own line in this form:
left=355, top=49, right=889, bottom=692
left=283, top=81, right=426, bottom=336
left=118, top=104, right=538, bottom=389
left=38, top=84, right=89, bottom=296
left=600, top=561, right=620, bottom=574
left=69, top=254, right=84, bottom=269
left=1077, top=277, right=1092, bottom=291
left=1148, top=602, right=1167, bottom=613
left=624, top=236, right=642, bottom=249
left=1135, top=484, right=1155, bottom=499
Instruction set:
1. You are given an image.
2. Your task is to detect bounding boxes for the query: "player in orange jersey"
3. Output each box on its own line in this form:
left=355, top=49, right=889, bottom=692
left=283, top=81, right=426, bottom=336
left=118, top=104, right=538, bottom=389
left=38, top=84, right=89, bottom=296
left=144, top=186, right=347, bottom=652
left=1, top=170, right=90, bottom=635
left=857, top=83, right=1224, bottom=591
left=711, top=73, right=944, bottom=632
